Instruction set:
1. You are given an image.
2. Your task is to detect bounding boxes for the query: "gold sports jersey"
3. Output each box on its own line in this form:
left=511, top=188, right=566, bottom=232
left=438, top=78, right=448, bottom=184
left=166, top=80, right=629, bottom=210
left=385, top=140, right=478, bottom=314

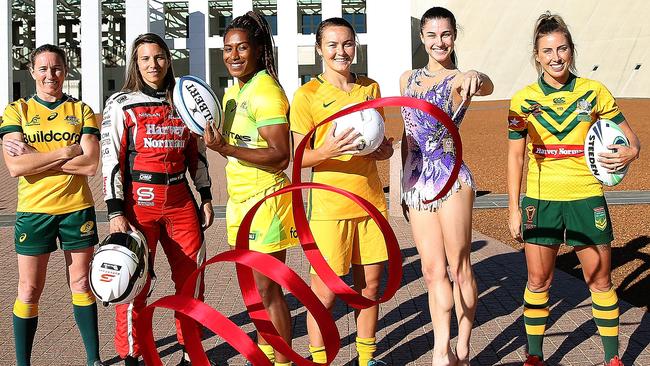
left=508, top=74, right=625, bottom=201
left=222, top=70, right=290, bottom=202
left=290, top=74, right=387, bottom=220
left=1, top=94, right=99, bottom=214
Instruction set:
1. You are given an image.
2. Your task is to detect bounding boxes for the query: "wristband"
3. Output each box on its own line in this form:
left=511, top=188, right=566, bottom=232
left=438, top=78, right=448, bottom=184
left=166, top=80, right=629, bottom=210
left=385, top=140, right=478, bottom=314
left=107, top=211, right=123, bottom=220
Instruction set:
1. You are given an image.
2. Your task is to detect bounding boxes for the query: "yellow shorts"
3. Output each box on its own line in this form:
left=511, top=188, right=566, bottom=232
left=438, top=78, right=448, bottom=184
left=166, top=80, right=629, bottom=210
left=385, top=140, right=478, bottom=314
left=227, top=182, right=298, bottom=253
left=309, top=213, right=389, bottom=276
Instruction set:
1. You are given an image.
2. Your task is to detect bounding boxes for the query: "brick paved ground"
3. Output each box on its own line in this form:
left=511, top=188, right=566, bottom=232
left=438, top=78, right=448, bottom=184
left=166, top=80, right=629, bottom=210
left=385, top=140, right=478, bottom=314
left=0, top=123, right=648, bottom=365
left=0, top=220, right=648, bottom=366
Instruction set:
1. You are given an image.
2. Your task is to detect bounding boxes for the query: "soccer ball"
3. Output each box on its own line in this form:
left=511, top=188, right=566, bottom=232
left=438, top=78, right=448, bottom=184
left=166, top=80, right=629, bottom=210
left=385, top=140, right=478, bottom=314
left=333, top=106, right=385, bottom=156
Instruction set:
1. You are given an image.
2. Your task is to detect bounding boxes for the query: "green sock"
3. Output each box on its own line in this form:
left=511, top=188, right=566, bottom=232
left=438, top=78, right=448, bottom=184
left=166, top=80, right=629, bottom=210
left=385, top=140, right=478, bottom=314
left=523, top=287, right=549, bottom=359
left=591, top=288, right=620, bottom=362
left=13, top=299, right=39, bottom=366
left=72, top=292, right=101, bottom=366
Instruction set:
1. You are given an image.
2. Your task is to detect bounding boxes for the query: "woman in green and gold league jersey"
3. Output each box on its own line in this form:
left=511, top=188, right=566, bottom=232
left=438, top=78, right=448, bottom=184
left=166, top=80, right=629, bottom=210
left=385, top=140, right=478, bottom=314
left=0, top=44, right=103, bottom=366
left=507, top=13, right=640, bottom=366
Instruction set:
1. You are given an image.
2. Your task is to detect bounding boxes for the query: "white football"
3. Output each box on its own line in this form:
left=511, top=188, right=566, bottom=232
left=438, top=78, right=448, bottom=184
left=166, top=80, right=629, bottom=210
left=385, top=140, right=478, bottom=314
left=333, top=105, right=385, bottom=156
left=173, top=75, right=222, bottom=135
left=584, top=119, right=630, bottom=186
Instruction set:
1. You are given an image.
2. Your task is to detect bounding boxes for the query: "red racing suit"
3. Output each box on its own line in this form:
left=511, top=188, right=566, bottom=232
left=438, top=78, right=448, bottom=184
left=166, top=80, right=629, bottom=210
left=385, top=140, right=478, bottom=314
left=101, top=85, right=211, bottom=358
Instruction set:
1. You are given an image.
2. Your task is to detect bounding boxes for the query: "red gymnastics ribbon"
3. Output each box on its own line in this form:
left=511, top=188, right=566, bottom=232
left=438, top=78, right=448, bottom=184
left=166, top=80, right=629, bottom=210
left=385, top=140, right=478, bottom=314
left=135, top=96, right=461, bottom=365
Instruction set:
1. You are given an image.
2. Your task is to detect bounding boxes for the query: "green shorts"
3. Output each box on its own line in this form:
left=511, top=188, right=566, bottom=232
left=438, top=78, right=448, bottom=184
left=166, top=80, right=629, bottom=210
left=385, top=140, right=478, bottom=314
left=14, top=207, right=99, bottom=255
left=521, top=196, right=613, bottom=246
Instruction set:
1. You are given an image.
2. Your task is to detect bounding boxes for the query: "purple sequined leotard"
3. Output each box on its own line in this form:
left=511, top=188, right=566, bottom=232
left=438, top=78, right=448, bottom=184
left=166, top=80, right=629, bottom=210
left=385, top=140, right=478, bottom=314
left=400, top=69, right=476, bottom=211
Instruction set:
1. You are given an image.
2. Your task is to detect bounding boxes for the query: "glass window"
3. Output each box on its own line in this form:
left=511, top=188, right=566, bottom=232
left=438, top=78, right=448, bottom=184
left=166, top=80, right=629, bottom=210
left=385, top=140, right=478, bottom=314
left=209, top=1, right=233, bottom=37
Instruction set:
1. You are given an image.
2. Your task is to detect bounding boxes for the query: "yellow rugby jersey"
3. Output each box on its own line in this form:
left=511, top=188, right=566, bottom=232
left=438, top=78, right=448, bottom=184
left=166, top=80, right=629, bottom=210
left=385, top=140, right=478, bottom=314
left=508, top=74, right=625, bottom=201
left=222, top=70, right=290, bottom=202
left=290, top=74, right=386, bottom=220
left=1, top=94, right=99, bottom=214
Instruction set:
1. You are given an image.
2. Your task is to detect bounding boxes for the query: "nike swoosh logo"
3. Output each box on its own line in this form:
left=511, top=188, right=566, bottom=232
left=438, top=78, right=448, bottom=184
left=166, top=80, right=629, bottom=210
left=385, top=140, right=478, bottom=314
left=323, top=100, right=335, bottom=108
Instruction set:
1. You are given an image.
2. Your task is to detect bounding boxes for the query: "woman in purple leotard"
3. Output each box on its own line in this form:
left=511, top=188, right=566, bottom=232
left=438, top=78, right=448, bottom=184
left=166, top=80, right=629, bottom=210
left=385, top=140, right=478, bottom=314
left=399, top=7, right=493, bottom=366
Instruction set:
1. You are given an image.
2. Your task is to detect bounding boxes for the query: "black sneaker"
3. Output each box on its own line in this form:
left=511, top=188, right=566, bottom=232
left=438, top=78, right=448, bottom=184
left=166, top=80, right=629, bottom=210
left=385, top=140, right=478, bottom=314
left=124, top=356, right=139, bottom=366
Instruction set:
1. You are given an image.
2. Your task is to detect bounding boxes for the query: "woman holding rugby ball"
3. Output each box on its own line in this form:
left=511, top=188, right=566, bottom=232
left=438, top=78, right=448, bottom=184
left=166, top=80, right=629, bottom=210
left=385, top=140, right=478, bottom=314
left=101, top=33, right=214, bottom=366
left=507, top=12, right=640, bottom=366
left=399, top=7, right=493, bottom=366
left=290, top=17, right=393, bottom=366
left=202, top=11, right=297, bottom=366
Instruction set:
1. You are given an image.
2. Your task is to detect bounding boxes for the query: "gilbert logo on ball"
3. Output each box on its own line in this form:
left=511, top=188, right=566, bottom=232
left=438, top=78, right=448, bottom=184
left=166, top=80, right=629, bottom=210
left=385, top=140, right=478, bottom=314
left=584, top=118, right=630, bottom=186
left=333, top=104, right=385, bottom=155
left=173, top=75, right=222, bottom=135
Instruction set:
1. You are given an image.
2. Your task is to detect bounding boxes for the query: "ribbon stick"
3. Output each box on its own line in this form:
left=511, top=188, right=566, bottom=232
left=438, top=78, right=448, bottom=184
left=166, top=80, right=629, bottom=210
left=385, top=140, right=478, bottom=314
left=137, top=96, right=460, bottom=365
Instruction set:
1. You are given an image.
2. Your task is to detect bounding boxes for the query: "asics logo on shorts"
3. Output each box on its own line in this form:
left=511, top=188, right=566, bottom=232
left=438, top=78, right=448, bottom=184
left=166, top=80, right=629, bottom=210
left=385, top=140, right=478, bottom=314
left=19, top=233, right=27, bottom=242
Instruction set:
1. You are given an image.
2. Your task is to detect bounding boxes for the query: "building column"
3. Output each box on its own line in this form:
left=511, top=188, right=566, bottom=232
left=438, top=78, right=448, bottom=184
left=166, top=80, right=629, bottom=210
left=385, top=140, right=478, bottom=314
left=0, top=1, right=12, bottom=106
left=233, top=0, right=253, bottom=17
left=366, top=2, right=411, bottom=96
left=188, top=0, right=209, bottom=81
left=81, top=1, right=103, bottom=112
left=277, top=0, right=299, bottom=98
left=322, top=0, right=342, bottom=20
left=35, top=0, right=57, bottom=46
left=125, top=1, right=150, bottom=60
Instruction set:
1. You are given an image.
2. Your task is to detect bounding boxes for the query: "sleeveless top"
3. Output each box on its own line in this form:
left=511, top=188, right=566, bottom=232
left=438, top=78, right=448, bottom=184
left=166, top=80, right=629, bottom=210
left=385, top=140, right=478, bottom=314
left=400, top=68, right=476, bottom=211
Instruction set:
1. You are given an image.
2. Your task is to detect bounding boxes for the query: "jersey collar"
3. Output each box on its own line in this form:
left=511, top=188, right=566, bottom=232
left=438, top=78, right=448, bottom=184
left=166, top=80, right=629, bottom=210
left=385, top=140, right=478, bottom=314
left=538, top=73, right=577, bottom=95
left=32, top=94, right=69, bottom=110
left=142, top=82, right=167, bottom=98
left=238, top=69, right=268, bottom=95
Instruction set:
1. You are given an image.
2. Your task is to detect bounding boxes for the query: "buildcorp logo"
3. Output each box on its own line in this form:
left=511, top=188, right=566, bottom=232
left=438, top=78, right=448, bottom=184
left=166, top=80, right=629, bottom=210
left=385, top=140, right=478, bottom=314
left=24, top=130, right=81, bottom=144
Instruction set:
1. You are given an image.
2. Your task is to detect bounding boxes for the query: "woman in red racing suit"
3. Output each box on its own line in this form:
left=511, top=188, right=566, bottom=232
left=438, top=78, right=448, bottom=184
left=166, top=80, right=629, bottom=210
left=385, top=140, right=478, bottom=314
left=100, top=33, right=214, bottom=366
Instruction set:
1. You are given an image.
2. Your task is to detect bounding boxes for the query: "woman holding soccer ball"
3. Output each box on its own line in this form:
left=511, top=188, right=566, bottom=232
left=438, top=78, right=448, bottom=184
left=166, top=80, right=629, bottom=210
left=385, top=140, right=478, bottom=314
left=290, top=17, right=393, bottom=366
left=399, top=6, right=493, bottom=366
left=507, top=12, right=640, bottom=366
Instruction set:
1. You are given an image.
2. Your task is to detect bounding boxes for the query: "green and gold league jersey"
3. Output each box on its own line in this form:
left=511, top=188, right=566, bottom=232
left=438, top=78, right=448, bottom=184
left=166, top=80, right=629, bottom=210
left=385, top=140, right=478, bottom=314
left=221, top=70, right=290, bottom=202
left=0, top=95, right=99, bottom=214
left=508, top=74, right=625, bottom=201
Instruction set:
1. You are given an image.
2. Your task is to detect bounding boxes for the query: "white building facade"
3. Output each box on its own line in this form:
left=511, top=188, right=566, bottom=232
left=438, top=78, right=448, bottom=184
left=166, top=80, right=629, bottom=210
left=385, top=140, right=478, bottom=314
left=2, top=0, right=648, bottom=112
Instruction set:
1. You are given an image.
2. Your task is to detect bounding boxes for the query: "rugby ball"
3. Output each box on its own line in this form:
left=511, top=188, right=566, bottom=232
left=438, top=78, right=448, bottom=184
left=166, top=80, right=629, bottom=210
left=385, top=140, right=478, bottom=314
left=333, top=106, right=385, bottom=156
left=584, top=119, right=629, bottom=186
left=173, top=75, right=222, bottom=135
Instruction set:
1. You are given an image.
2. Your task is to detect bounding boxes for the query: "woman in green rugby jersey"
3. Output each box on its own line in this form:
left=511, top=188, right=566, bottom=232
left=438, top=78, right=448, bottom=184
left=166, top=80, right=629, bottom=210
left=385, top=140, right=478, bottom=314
left=1, top=44, right=103, bottom=366
left=507, top=12, right=640, bottom=366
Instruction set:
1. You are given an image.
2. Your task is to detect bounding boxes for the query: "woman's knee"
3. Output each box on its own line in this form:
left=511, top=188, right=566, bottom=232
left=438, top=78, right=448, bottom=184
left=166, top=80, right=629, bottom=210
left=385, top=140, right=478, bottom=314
left=526, top=275, right=553, bottom=292
left=17, top=279, right=45, bottom=303
left=449, top=261, right=474, bottom=287
left=421, top=262, right=449, bottom=288
left=69, top=273, right=91, bottom=293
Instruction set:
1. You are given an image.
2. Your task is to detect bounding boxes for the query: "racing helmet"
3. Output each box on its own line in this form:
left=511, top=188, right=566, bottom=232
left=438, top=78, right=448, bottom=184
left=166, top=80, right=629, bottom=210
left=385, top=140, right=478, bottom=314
left=89, top=231, right=149, bottom=306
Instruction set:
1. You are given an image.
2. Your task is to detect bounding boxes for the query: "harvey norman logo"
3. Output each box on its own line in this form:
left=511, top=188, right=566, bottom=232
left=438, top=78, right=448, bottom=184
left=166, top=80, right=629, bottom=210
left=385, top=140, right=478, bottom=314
left=532, top=144, right=584, bottom=158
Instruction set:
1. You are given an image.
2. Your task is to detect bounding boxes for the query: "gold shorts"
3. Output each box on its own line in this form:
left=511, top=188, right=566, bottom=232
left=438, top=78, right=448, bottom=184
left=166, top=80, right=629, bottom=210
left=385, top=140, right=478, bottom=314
left=227, top=182, right=298, bottom=253
left=309, top=213, right=389, bottom=276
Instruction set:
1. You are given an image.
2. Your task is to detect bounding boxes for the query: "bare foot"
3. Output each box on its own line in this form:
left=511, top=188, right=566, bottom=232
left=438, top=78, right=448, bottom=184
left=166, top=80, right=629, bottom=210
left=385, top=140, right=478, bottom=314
left=455, top=345, right=470, bottom=366
left=432, top=348, right=458, bottom=366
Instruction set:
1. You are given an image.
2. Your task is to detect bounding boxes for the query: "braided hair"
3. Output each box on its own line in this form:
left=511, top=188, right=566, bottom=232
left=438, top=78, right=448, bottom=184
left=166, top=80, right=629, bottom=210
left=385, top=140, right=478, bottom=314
left=225, top=11, right=279, bottom=83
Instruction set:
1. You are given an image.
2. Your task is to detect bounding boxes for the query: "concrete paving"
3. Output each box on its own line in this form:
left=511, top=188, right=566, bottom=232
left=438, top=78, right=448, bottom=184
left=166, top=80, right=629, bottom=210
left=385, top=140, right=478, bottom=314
left=0, top=149, right=648, bottom=365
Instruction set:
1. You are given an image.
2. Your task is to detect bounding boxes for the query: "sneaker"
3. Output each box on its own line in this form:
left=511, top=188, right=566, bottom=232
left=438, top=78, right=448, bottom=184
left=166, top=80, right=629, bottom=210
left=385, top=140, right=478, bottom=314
left=124, top=356, right=139, bottom=366
left=367, top=360, right=388, bottom=366
left=355, top=359, right=388, bottom=366
left=523, top=354, right=544, bottom=366
left=605, top=356, right=624, bottom=366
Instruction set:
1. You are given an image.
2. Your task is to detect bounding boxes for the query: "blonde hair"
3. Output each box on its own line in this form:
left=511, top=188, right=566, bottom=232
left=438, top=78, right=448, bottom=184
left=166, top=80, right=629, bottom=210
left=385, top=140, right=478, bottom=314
left=532, top=12, right=577, bottom=75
